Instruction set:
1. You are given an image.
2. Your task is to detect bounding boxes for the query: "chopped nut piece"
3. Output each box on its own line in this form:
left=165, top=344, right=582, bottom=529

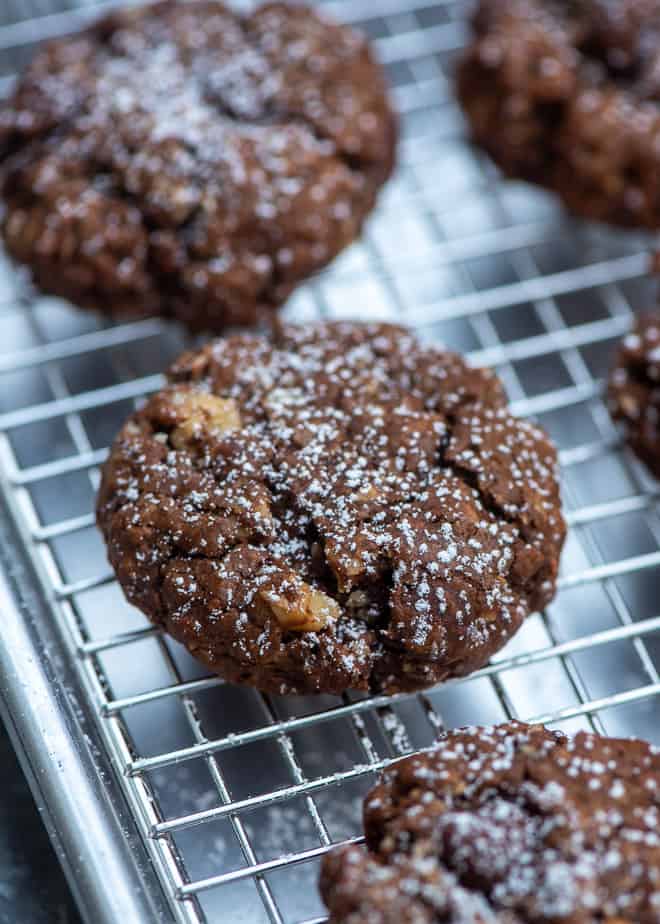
left=619, top=394, right=640, bottom=419
left=171, top=392, right=241, bottom=449
left=258, top=582, right=340, bottom=632
left=328, top=553, right=366, bottom=593
left=353, top=484, right=379, bottom=503
left=252, top=496, right=273, bottom=523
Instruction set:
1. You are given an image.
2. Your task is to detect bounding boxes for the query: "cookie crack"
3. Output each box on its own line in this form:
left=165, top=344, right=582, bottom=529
left=146, top=536, right=246, bottom=630
left=444, top=459, right=520, bottom=531
left=99, top=324, right=563, bottom=694
left=230, top=9, right=385, bottom=178
left=439, top=400, right=543, bottom=539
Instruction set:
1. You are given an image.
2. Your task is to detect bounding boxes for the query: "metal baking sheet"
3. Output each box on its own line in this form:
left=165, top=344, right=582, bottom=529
left=0, top=2, right=659, bottom=922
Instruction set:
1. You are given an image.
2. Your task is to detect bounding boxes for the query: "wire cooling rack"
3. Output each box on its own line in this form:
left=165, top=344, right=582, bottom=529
left=0, top=1, right=660, bottom=922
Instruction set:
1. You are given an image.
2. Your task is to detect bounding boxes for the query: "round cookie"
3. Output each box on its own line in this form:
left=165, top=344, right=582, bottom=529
left=0, top=2, right=396, bottom=332
left=609, top=313, right=660, bottom=477
left=320, top=721, right=660, bottom=923
left=96, top=322, right=565, bottom=695
left=457, top=0, right=660, bottom=228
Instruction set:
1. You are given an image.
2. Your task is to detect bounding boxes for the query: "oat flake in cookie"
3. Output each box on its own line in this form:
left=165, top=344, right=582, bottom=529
left=96, top=322, right=565, bottom=695
left=457, top=0, right=660, bottom=229
left=320, top=721, right=660, bottom=923
left=609, top=313, right=660, bottom=478
left=0, top=2, right=396, bottom=332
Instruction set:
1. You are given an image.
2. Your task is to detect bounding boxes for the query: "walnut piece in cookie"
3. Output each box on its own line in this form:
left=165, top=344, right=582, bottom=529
left=457, top=0, right=660, bottom=229
left=609, top=314, right=660, bottom=477
left=169, top=392, right=242, bottom=451
left=96, top=322, right=566, bottom=696
left=0, top=1, right=397, bottom=332
left=256, top=577, right=340, bottom=633
left=320, top=721, right=660, bottom=924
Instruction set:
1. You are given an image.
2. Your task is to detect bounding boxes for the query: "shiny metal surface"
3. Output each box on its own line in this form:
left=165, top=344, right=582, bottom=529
left=0, top=1, right=659, bottom=923
left=0, top=489, right=174, bottom=923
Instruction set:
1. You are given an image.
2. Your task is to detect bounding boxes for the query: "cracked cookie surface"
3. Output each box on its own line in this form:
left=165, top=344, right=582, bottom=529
left=457, top=0, right=660, bottom=228
left=320, top=721, right=660, bottom=923
left=609, top=313, right=660, bottom=477
left=0, top=1, right=396, bottom=331
left=96, top=322, right=565, bottom=695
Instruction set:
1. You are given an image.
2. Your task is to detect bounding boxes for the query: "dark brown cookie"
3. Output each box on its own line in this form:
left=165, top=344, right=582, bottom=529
left=457, top=0, right=660, bottom=228
left=609, top=313, right=660, bottom=476
left=96, top=322, right=565, bottom=695
left=320, top=721, right=660, bottom=923
left=0, top=2, right=396, bottom=332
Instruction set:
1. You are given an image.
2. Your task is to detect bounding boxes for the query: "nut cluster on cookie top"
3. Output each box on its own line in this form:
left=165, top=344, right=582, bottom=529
left=0, top=1, right=396, bottom=330
left=609, top=314, right=660, bottom=476
left=321, top=721, right=660, bottom=923
left=457, top=0, right=660, bottom=228
left=97, top=322, right=565, bottom=695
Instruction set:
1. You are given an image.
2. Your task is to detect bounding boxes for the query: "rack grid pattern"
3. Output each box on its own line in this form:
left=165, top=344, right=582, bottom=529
left=1, top=1, right=660, bottom=922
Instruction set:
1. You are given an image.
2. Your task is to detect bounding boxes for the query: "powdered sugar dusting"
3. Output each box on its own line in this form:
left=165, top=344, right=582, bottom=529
left=0, top=1, right=395, bottom=329
left=98, top=322, right=565, bottom=695
left=609, top=313, right=660, bottom=477
left=322, top=721, right=660, bottom=922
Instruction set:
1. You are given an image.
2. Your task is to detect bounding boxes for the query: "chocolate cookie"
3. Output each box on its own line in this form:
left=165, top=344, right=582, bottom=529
left=457, top=0, right=660, bottom=228
left=609, top=313, right=660, bottom=477
left=96, top=322, right=565, bottom=695
left=0, top=2, right=396, bottom=332
left=320, top=721, right=660, bottom=923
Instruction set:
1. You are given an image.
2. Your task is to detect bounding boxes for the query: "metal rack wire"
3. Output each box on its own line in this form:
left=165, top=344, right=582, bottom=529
left=0, top=1, right=659, bottom=922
